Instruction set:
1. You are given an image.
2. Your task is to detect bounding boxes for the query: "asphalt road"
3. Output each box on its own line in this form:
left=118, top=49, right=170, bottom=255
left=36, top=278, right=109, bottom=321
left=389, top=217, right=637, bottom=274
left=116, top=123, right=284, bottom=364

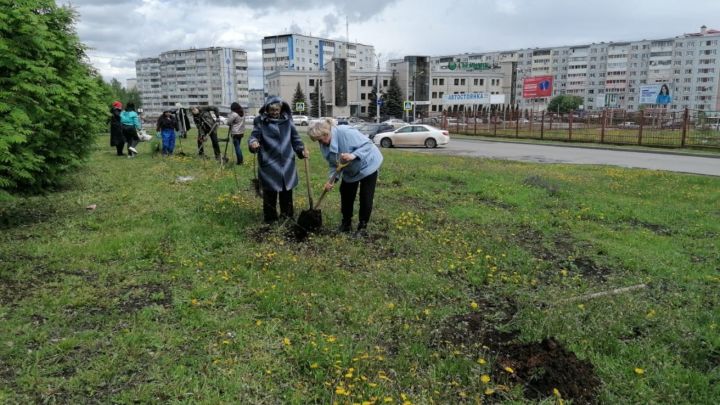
left=412, top=138, right=720, bottom=176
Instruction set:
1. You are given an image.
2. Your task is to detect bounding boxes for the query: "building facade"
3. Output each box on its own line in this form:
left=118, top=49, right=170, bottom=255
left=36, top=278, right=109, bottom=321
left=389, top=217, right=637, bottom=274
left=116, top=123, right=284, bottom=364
left=436, top=26, right=720, bottom=112
left=136, top=47, right=249, bottom=119
left=261, top=33, right=376, bottom=93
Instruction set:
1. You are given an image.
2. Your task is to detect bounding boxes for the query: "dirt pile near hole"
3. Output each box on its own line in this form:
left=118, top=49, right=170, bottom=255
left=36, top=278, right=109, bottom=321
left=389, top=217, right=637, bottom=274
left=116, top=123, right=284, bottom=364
left=496, top=338, right=601, bottom=404
left=432, top=298, right=601, bottom=404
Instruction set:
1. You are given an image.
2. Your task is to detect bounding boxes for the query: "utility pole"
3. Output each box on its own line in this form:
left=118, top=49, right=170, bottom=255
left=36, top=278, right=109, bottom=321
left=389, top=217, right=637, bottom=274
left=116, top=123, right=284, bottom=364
left=376, top=54, right=381, bottom=123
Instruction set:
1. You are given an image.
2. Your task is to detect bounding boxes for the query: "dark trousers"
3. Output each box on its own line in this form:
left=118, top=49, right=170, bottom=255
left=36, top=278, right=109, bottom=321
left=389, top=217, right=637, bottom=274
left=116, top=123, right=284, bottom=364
left=340, top=171, right=378, bottom=227
left=262, top=188, right=293, bottom=223
left=122, top=126, right=139, bottom=155
left=115, top=143, right=125, bottom=155
left=198, top=130, right=221, bottom=158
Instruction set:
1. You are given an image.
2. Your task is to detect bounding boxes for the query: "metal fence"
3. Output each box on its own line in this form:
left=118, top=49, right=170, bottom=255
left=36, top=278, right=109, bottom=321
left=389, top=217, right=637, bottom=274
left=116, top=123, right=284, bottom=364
left=438, top=108, right=720, bottom=149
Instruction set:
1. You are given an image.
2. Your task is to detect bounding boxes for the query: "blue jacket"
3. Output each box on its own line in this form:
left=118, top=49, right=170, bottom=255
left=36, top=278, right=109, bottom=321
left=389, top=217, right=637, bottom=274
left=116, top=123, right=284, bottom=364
left=319, top=124, right=383, bottom=183
left=248, top=96, right=306, bottom=192
left=120, top=110, right=141, bottom=129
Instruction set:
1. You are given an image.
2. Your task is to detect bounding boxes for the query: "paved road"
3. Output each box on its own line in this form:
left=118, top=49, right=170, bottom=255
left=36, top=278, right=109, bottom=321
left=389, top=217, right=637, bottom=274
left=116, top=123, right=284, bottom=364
left=411, top=138, right=720, bottom=176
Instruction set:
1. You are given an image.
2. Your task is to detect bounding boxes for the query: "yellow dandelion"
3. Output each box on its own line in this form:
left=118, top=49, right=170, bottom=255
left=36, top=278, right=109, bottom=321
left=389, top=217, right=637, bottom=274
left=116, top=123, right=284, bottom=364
left=222, top=340, right=231, bottom=345
left=283, top=337, right=291, bottom=346
left=553, top=388, right=561, bottom=397
left=470, top=301, right=479, bottom=309
left=384, top=397, right=394, bottom=403
left=504, top=366, right=514, bottom=374
left=484, top=388, right=495, bottom=395
left=335, top=386, right=347, bottom=395
left=326, top=335, right=337, bottom=343
left=310, top=363, right=319, bottom=369
left=477, top=358, right=487, bottom=365
left=634, top=367, right=645, bottom=375
left=387, top=302, right=395, bottom=309
left=191, top=298, right=199, bottom=306
left=577, top=304, right=585, bottom=311
left=255, top=320, right=262, bottom=326
left=481, top=374, right=491, bottom=384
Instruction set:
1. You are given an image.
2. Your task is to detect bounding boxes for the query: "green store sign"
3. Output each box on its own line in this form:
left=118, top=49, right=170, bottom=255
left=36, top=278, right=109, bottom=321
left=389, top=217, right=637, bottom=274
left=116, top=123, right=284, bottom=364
left=446, top=62, right=495, bottom=71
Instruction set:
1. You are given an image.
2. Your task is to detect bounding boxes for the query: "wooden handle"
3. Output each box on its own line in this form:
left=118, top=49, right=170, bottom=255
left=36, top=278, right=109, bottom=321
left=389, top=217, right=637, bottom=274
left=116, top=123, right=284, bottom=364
left=303, top=158, right=313, bottom=209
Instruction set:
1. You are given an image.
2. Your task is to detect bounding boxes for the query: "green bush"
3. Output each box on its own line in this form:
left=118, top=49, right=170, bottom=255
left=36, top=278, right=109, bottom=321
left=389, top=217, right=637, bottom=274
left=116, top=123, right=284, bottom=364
left=0, top=0, right=106, bottom=196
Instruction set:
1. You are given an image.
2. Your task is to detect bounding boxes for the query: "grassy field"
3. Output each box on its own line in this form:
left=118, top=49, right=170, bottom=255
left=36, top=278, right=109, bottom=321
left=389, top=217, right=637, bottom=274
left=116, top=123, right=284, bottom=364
left=1, top=133, right=719, bottom=404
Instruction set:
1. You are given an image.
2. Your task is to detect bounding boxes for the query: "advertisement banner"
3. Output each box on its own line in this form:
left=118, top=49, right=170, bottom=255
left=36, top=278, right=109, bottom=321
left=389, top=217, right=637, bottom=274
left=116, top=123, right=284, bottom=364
left=639, top=83, right=672, bottom=105
left=522, top=76, right=553, bottom=98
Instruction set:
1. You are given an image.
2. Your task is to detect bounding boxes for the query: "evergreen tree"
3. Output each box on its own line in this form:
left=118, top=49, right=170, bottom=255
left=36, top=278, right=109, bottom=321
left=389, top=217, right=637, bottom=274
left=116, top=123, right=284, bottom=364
left=0, top=0, right=107, bottom=195
left=384, top=74, right=404, bottom=119
left=291, top=82, right=306, bottom=114
left=367, top=84, right=385, bottom=120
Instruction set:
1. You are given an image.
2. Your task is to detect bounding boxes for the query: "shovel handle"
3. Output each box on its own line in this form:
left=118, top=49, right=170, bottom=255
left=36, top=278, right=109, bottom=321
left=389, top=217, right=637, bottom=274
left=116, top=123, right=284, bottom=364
left=314, top=162, right=348, bottom=209
left=303, top=158, right=313, bottom=209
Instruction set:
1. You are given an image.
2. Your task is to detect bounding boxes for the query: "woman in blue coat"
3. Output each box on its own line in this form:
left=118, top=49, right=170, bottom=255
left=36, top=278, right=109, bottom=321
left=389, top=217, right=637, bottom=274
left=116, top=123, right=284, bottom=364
left=308, top=118, right=383, bottom=235
left=248, top=96, right=308, bottom=224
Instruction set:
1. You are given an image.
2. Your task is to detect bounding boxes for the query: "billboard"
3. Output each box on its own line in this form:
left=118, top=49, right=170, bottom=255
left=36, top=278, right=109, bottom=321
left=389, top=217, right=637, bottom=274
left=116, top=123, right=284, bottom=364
left=522, top=76, right=553, bottom=98
left=639, top=83, right=672, bottom=105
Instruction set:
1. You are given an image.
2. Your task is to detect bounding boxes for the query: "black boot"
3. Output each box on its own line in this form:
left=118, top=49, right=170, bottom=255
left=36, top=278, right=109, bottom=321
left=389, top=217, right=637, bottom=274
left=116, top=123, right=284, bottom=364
left=355, top=221, right=368, bottom=238
left=337, top=219, right=352, bottom=233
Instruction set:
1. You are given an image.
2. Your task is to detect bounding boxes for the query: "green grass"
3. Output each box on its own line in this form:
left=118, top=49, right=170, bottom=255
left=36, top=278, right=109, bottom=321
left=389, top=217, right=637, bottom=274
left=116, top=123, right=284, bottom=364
left=1, top=134, right=719, bottom=404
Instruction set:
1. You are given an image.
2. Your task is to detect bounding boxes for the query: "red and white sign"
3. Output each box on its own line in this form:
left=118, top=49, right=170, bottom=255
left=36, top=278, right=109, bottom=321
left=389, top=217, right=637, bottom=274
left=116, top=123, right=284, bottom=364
left=522, top=76, right=553, bottom=98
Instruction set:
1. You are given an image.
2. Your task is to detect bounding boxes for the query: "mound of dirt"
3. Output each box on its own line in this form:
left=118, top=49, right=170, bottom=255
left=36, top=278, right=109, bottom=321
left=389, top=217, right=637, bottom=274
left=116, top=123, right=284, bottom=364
left=496, top=338, right=601, bottom=404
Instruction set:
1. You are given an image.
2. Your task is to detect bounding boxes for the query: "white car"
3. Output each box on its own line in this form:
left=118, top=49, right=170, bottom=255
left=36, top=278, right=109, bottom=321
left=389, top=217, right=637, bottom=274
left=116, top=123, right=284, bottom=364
left=293, top=115, right=309, bottom=126
left=373, top=124, right=450, bottom=148
left=382, top=118, right=409, bottom=129
left=244, top=115, right=255, bottom=123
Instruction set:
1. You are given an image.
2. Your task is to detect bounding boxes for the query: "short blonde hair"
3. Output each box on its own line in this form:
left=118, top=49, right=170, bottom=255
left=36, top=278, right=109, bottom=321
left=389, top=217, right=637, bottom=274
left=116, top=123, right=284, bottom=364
left=307, top=118, right=335, bottom=141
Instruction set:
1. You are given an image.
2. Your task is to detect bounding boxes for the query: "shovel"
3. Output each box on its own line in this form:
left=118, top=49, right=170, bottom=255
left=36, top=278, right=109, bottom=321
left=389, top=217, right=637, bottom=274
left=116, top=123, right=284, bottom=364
left=296, top=158, right=321, bottom=235
left=251, top=152, right=262, bottom=198
left=313, top=161, right=349, bottom=210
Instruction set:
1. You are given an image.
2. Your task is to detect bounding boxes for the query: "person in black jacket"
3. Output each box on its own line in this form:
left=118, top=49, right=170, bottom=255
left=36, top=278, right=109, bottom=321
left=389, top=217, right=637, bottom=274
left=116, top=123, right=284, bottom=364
left=191, top=106, right=222, bottom=160
left=109, top=101, right=124, bottom=156
left=156, top=110, right=178, bottom=156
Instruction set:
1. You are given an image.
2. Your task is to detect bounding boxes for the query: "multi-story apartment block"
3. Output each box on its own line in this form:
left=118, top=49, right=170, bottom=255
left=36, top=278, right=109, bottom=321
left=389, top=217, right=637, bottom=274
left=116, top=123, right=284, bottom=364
left=136, top=47, right=248, bottom=119
left=261, top=33, right=376, bottom=93
left=437, top=26, right=720, bottom=112
left=248, top=89, right=265, bottom=115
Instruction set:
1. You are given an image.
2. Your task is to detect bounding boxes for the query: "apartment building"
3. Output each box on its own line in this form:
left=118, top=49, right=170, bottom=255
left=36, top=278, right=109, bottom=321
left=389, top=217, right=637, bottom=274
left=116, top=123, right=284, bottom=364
left=437, top=26, right=720, bottom=112
left=136, top=47, right=249, bottom=119
left=261, top=33, right=376, bottom=92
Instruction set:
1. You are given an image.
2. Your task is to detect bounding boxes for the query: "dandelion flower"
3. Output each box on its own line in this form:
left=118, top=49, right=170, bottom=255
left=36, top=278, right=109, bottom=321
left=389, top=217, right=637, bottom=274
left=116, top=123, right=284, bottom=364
left=484, top=388, right=495, bottom=395
left=504, top=366, right=514, bottom=374
left=634, top=367, right=645, bottom=375
left=553, top=388, right=561, bottom=397
left=470, top=301, right=479, bottom=309
left=283, top=337, right=291, bottom=346
left=310, top=363, right=319, bottom=369
left=255, top=320, right=262, bottom=326
left=191, top=299, right=199, bottom=306
left=577, top=304, right=585, bottom=311
left=481, top=374, right=491, bottom=383
left=477, top=358, right=487, bottom=365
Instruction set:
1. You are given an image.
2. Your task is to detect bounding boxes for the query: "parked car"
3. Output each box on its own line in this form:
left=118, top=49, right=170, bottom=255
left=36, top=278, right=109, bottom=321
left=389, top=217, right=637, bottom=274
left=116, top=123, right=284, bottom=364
left=618, top=121, right=639, bottom=129
left=382, top=118, right=408, bottom=129
left=662, top=120, right=684, bottom=129
left=244, top=115, right=255, bottom=123
left=217, top=116, right=228, bottom=125
left=293, top=115, right=309, bottom=126
left=373, top=124, right=450, bottom=148
left=355, top=123, right=395, bottom=140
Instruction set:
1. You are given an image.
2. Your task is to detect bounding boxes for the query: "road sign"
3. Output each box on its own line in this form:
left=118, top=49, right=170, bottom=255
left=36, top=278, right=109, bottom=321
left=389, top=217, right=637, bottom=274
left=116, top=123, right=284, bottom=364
left=403, top=100, right=413, bottom=111
left=295, top=102, right=305, bottom=112
left=376, top=98, right=383, bottom=106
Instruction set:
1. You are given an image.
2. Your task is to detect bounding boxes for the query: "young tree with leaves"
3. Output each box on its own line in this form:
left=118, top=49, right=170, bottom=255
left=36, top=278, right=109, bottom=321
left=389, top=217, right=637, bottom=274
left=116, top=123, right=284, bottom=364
left=0, top=0, right=107, bottom=196
left=309, top=82, right=326, bottom=118
left=291, top=82, right=306, bottom=115
left=547, top=95, right=583, bottom=114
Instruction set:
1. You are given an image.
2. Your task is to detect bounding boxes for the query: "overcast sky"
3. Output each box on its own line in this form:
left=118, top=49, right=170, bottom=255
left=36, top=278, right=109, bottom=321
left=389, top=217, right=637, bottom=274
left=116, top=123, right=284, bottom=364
left=62, top=0, right=720, bottom=89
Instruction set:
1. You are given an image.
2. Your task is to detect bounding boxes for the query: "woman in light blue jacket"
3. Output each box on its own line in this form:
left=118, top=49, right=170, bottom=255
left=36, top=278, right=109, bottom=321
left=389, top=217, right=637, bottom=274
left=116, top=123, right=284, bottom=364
left=308, top=118, right=383, bottom=234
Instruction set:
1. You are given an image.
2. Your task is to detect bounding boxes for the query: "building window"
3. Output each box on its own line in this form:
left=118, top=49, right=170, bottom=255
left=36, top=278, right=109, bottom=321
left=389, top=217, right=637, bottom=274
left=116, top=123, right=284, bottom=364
left=368, top=80, right=373, bottom=87
left=454, top=79, right=459, bottom=85
left=361, top=80, right=366, bottom=86
left=309, top=79, right=315, bottom=86
left=460, top=79, right=466, bottom=85
left=439, top=79, right=444, bottom=85
left=383, top=80, right=388, bottom=87
left=361, top=93, right=366, bottom=100
left=432, top=92, right=437, bottom=98
left=432, top=78, right=438, bottom=85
